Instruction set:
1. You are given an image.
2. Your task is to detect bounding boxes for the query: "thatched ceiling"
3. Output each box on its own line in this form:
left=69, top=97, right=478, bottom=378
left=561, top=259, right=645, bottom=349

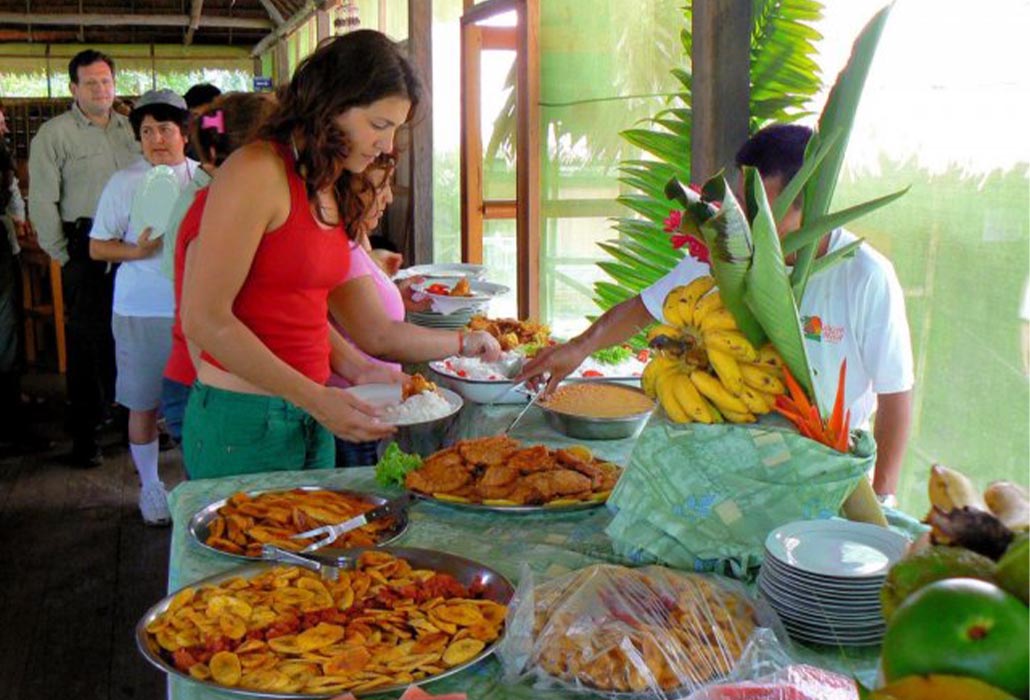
left=0, top=0, right=317, bottom=47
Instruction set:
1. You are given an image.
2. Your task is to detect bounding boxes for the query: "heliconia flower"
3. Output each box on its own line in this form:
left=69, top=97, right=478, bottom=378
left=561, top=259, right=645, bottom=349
left=663, top=209, right=683, bottom=233
left=670, top=233, right=711, bottom=264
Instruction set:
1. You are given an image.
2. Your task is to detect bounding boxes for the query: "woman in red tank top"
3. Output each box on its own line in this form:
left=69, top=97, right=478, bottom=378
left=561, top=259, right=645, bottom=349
left=180, top=31, right=422, bottom=479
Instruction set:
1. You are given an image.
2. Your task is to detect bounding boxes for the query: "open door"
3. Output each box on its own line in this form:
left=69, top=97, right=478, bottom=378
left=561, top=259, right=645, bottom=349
left=460, top=0, right=539, bottom=319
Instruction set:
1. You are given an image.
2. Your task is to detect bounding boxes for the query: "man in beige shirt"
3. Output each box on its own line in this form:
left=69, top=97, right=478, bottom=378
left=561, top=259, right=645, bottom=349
left=28, top=49, right=140, bottom=467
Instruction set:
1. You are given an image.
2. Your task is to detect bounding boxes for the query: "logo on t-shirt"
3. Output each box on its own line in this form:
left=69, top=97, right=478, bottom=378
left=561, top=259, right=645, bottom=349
left=802, top=315, right=844, bottom=343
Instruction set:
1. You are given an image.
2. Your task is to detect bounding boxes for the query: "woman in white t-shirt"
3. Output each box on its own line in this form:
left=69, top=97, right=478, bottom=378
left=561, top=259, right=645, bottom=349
left=518, top=124, right=914, bottom=503
left=89, top=89, right=198, bottom=526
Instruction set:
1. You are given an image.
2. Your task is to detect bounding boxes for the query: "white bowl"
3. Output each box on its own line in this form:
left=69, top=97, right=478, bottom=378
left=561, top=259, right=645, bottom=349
left=395, top=263, right=487, bottom=280
left=343, top=383, right=464, bottom=455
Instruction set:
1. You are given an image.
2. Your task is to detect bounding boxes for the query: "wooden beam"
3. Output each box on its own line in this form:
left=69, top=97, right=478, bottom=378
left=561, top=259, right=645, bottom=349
left=256, top=0, right=286, bottom=26
left=483, top=201, right=517, bottom=219
left=184, top=0, right=204, bottom=45
left=0, top=12, right=271, bottom=30
left=480, top=26, right=515, bottom=51
left=515, top=0, right=540, bottom=320
left=690, top=0, right=751, bottom=188
left=251, top=1, right=319, bottom=57
left=460, top=23, right=484, bottom=265
left=407, top=0, right=433, bottom=265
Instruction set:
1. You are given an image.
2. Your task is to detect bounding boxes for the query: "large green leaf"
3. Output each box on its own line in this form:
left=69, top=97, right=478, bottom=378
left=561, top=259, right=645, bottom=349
left=781, top=186, right=909, bottom=254
left=597, top=241, right=673, bottom=279
left=620, top=129, right=689, bottom=164
left=792, top=4, right=893, bottom=299
left=740, top=167, right=813, bottom=398
left=595, top=0, right=825, bottom=336
left=695, top=174, right=766, bottom=346
left=616, top=194, right=676, bottom=223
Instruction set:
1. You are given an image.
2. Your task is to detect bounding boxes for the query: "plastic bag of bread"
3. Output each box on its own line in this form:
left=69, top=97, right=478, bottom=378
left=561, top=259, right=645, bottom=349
left=499, top=563, right=786, bottom=699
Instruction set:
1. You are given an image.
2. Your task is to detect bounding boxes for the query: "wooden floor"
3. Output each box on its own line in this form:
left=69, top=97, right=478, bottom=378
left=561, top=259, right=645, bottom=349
left=0, top=371, right=186, bottom=699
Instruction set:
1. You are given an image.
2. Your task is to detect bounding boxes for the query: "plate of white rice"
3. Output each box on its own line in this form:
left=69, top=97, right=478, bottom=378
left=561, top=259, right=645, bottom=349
left=343, top=383, right=463, bottom=426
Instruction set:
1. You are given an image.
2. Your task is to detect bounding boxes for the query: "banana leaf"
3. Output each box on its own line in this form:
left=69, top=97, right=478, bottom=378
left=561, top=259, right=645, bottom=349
left=695, top=174, right=766, bottom=347
left=772, top=127, right=842, bottom=224
left=780, top=186, right=909, bottom=254
left=809, top=238, right=862, bottom=277
left=597, top=241, right=674, bottom=279
left=620, top=129, right=689, bottom=164
left=792, top=4, right=893, bottom=300
left=739, top=167, right=814, bottom=398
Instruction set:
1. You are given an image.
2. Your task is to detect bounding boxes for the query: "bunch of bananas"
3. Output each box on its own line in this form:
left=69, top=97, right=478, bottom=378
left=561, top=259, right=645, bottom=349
left=641, top=276, right=786, bottom=424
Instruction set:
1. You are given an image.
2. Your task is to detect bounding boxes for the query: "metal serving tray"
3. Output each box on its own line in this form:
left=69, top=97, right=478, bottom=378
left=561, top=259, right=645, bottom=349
left=137, top=546, right=515, bottom=699
left=188, top=486, right=409, bottom=561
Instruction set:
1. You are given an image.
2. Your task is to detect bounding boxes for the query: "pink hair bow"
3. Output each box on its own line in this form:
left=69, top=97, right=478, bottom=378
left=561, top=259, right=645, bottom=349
left=200, top=110, right=225, bottom=133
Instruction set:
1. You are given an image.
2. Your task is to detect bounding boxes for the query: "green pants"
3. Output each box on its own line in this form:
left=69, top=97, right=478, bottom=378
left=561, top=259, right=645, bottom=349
left=182, top=382, right=334, bottom=479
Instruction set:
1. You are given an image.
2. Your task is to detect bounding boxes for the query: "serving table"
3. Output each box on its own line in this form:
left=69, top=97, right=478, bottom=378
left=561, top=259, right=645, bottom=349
left=166, top=404, right=889, bottom=699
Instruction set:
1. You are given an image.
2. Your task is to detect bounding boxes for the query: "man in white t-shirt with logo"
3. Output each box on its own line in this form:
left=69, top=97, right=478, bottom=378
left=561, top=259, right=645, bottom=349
left=520, top=124, right=913, bottom=504
left=89, top=89, right=198, bottom=525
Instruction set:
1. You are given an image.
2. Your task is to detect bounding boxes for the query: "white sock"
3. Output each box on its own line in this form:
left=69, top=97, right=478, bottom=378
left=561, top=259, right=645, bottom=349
left=130, top=439, right=161, bottom=489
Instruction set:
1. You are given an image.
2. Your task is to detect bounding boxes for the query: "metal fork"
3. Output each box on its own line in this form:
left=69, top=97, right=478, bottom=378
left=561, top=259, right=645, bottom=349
left=290, top=493, right=413, bottom=553
left=261, top=544, right=352, bottom=581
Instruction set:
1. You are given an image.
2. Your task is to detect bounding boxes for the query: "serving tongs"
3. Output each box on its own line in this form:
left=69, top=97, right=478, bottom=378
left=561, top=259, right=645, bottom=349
left=289, top=492, right=414, bottom=553
left=260, top=544, right=354, bottom=581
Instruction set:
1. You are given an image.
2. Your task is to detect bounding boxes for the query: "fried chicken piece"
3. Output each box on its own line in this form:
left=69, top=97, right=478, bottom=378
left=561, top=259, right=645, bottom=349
left=555, top=448, right=604, bottom=486
left=506, top=445, right=556, bottom=474
left=480, top=464, right=517, bottom=488
left=404, top=455, right=471, bottom=494
left=403, top=373, right=437, bottom=400
left=499, top=332, right=520, bottom=352
left=595, top=462, right=622, bottom=492
left=458, top=436, right=521, bottom=467
left=422, top=447, right=469, bottom=472
left=476, top=481, right=516, bottom=501
left=506, top=482, right=546, bottom=506
left=451, top=277, right=472, bottom=297
left=522, top=469, right=593, bottom=501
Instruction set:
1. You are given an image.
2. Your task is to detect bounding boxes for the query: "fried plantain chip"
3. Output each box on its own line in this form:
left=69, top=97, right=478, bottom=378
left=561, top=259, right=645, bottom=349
left=442, top=638, right=485, bottom=666
left=209, top=651, right=242, bottom=687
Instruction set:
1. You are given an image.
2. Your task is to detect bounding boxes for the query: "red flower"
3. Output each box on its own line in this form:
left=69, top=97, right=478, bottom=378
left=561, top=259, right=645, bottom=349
left=663, top=209, right=682, bottom=233
left=670, top=232, right=711, bottom=264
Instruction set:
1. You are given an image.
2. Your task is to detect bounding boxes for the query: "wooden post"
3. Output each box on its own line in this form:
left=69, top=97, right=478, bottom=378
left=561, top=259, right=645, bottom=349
left=460, top=23, right=484, bottom=265
left=315, top=9, right=330, bottom=42
left=691, top=0, right=751, bottom=188
left=407, top=0, right=433, bottom=264
left=515, top=0, right=540, bottom=319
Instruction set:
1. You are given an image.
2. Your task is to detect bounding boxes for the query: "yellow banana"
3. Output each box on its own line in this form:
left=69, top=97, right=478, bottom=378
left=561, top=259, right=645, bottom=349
left=739, top=363, right=786, bottom=394
left=984, top=481, right=1030, bottom=532
left=641, top=355, right=679, bottom=399
left=756, top=344, right=785, bottom=374
left=689, top=370, right=750, bottom=415
left=721, top=408, right=757, bottom=424
left=705, top=347, right=744, bottom=396
left=739, top=385, right=772, bottom=414
left=657, top=380, right=690, bottom=423
left=669, top=370, right=716, bottom=423
left=928, top=464, right=987, bottom=512
left=663, top=276, right=715, bottom=328
left=692, top=290, right=724, bottom=327
left=662, top=290, right=690, bottom=328
left=704, top=330, right=758, bottom=363
left=700, top=307, right=739, bottom=334
left=646, top=323, right=684, bottom=345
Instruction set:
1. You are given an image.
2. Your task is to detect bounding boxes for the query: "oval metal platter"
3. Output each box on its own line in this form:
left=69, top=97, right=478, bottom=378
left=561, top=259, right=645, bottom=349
left=188, top=486, right=409, bottom=561
left=407, top=489, right=612, bottom=514
left=137, top=546, right=515, bottom=699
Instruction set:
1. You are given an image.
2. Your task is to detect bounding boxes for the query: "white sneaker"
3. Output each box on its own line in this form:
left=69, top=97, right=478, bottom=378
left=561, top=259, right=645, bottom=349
left=139, top=482, right=171, bottom=526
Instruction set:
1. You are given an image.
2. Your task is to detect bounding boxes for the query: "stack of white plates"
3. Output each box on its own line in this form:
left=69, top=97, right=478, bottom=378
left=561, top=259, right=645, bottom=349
left=758, top=520, right=908, bottom=647
left=407, top=308, right=476, bottom=329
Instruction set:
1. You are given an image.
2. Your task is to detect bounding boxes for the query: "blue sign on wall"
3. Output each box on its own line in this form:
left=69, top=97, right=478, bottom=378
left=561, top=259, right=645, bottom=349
left=253, top=76, right=273, bottom=92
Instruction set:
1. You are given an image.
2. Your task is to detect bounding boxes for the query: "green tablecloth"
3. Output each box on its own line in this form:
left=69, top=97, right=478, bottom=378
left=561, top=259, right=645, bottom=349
left=164, top=404, right=886, bottom=699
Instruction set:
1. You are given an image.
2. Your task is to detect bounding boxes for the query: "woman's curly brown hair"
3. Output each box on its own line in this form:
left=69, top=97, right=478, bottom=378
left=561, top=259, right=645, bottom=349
left=342, top=153, right=396, bottom=238
left=259, top=30, right=422, bottom=239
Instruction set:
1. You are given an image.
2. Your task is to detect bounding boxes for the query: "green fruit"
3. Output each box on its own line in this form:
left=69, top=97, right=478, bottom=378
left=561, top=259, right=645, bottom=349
left=882, top=578, right=1030, bottom=698
left=881, top=545, right=997, bottom=621
left=996, top=533, right=1029, bottom=605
